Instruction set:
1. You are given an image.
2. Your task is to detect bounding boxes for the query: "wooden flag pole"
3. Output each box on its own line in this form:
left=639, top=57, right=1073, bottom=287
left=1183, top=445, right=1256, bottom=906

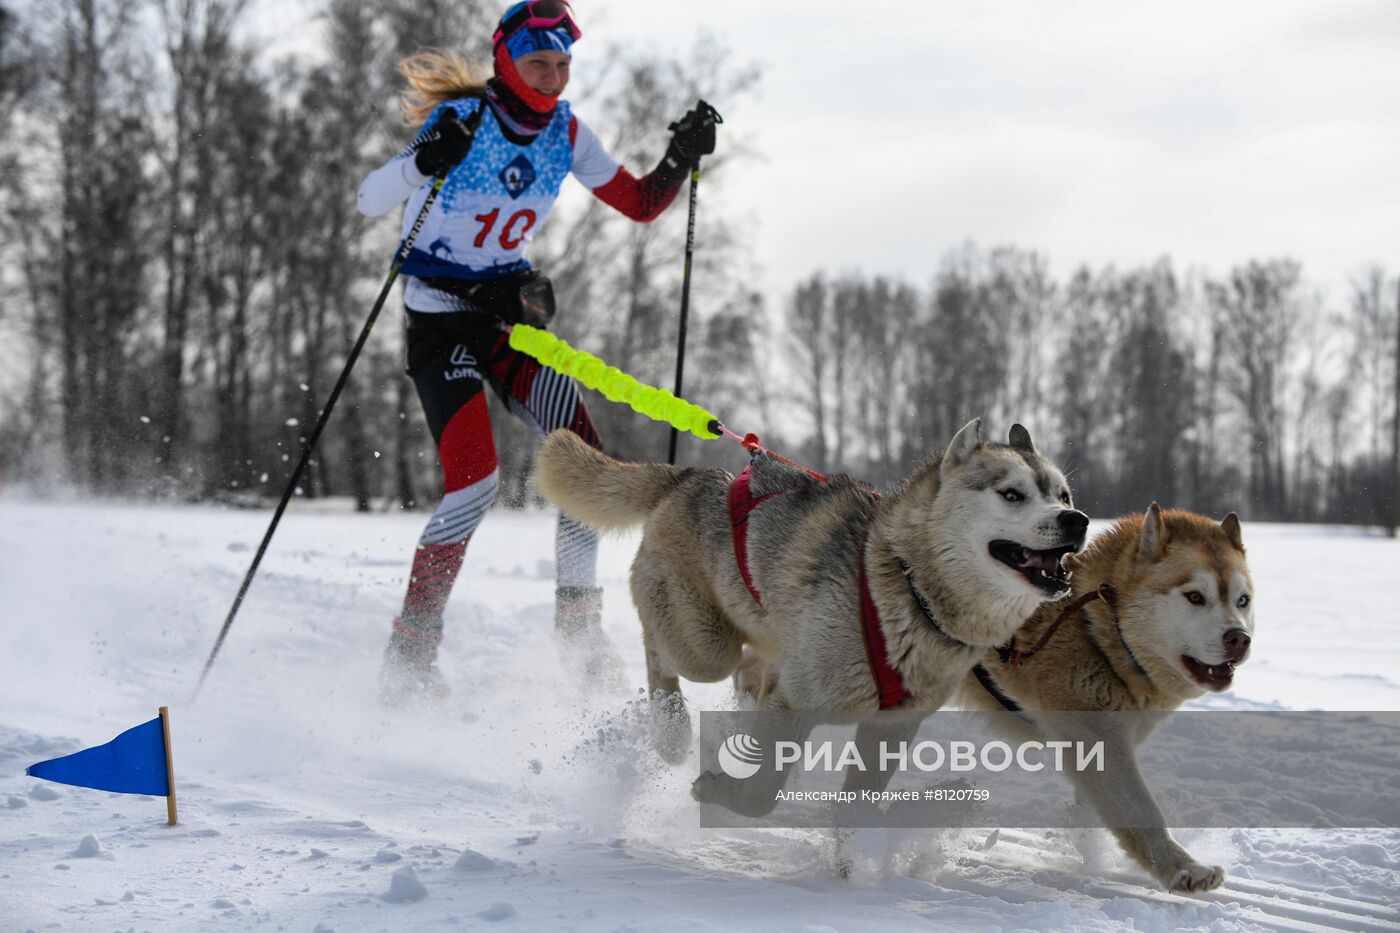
left=159, top=706, right=177, bottom=826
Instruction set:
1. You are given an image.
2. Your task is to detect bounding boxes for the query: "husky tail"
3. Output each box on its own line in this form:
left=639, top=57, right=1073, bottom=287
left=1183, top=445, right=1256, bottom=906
left=536, top=430, right=686, bottom=531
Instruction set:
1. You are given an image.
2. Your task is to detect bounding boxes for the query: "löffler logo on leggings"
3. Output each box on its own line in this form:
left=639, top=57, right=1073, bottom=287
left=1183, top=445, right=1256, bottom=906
left=443, top=344, right=482, bottom=383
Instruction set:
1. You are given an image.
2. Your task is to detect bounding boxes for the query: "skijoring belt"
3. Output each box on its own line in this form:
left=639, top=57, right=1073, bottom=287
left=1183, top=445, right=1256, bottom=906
left=421, top=269, right=558, bottom=329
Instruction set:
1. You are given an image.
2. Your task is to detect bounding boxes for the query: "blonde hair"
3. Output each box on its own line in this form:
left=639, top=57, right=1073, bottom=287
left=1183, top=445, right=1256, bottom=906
left=397, top=48, right=489, bottom=127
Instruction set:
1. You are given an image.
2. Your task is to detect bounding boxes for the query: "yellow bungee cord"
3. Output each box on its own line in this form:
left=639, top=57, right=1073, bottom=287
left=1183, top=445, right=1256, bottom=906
left=507, top=324, right=720, bottom=440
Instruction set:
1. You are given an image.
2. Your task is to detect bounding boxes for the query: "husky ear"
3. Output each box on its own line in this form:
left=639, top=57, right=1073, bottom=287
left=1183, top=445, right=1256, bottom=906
left=941, top=418, right=983, bottom=477
left=1008, top=424, right=1037, bottom=455
left=1220, top=512, right=1245, bottom=552
left=1137, top=502, right=1166, bottom=563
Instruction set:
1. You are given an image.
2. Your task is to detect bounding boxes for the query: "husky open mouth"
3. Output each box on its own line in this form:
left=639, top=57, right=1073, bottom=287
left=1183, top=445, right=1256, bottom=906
left=989, top=540, right=1075, bottom=596
left=1182, top=655, right=1235, bottom=690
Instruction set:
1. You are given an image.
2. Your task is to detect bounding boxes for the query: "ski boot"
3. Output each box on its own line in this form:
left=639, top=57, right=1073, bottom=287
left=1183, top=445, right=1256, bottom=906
left=379, top=616, right=450, bottom=707
left=555, top=585, right=627, bottom=691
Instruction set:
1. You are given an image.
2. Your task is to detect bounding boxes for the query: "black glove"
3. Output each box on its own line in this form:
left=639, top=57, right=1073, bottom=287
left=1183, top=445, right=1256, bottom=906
left=666, top=99, right=722, bottom=166
left=413, top=112, right=476, bottom=178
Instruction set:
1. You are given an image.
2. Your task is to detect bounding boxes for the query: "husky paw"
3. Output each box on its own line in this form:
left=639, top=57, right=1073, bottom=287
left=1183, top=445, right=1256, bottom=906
left=648, top=691, right=692, bottom=764
left=692, top=769, right=752, bottom=814
left=690, top=770, right=777, bottom=818
left=1165, top=862, right=1225, bottom=893
left=831, top=828, right=855, bottom=880
left=690, top=769, right=725, bottom=805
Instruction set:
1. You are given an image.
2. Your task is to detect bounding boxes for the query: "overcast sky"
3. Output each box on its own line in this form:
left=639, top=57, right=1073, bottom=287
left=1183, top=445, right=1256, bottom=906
left=262, top=0, right=1400, bottom=304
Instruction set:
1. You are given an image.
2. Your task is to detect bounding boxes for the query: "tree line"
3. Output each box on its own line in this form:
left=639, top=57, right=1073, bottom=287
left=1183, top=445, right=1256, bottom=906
left=1, top=0, right=1396, bottom=534
left=780, top=252, right=1400, bottom=531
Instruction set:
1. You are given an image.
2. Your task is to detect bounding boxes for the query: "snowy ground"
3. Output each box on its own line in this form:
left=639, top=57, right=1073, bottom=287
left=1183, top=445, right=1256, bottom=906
left=1, top=496, right=1397, bottom=932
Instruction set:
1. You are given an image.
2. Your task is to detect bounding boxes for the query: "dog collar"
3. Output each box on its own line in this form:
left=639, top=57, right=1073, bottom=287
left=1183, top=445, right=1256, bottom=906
left=1105, top=607, right=1157, bottom=688
left=894, top=555, right=988, bottom=652
left=1073, top=590, right=1161, bottom=704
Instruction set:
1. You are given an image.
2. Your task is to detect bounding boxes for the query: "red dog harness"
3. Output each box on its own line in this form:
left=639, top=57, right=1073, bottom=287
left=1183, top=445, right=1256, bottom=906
left=727, top=465, right=790, bottom=607
left=727, top=465, right=909, bottom=710
left=858, top=535, right=913, bottom=710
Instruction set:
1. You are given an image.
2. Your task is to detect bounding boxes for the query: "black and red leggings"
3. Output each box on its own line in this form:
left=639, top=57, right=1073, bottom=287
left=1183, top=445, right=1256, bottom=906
left=397, top=308, right=603, bottom=628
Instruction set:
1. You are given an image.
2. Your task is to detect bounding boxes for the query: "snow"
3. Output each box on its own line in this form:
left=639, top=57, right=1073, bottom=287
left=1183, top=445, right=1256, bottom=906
left=381, top=864, right=428, bottom=902
left=1, top=497, right=1397, bottom=931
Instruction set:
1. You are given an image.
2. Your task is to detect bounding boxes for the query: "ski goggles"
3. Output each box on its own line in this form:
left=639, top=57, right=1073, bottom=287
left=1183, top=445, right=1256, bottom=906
left=493, top=0, right=582, bottom=48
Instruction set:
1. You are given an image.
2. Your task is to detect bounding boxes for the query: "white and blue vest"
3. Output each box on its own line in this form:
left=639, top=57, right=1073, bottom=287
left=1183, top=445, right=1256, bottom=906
left=399, top=97, right=575, bottom=283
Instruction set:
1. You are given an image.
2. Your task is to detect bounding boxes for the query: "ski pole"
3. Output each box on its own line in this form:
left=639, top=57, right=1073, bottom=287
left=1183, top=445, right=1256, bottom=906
left=667, top=101, right=722, bottom=466
left=193, top=109, right=483, bottom=699
left=666, top=164, right=700, bottom=466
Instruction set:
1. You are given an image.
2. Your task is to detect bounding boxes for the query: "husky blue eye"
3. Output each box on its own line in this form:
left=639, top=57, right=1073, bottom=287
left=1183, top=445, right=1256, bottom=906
left=1237, top=593, right=1250, bottom=609
left=1000, top=489, right=1022, bottom=502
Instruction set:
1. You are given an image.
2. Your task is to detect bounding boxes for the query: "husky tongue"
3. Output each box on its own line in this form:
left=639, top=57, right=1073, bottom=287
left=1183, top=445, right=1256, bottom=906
left=1016, top=549, right=1058, bottom=574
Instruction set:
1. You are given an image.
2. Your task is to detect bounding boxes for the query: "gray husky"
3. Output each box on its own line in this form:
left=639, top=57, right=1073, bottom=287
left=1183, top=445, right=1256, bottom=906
left=535, top=419, right=1088, bottom=758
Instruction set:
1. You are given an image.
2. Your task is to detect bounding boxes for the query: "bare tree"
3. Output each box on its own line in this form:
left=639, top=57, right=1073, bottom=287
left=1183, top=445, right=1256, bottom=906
left=1288, top=305, right=1329, bottom=523
left=377, top=0, right=494, bottom=65
left=904, top=245, right=1009, bottom=460
left=1323, top=382, right=1353, bottom=520
left=1113, top=259, right=1193, bottom=512
left=1349, top=266, right=1391, bottom=469
left=0, top=2, right=44, bottom=471
left=196, top=52, right=270, bottom=495
left=841, top=276, right=916, bottom=483
left=151, top=0, right=248, bottom=488
left=1206, top=260, right=1303, bottom=519
left=1178, top=268, right=1232, bottom=516
left=1053, top=267, right=1113, bottom=513
left=788, top=275, right=831, bottom=468
left=1391, top=276, right=1400, bottom=537
left=33, top=0, right=156, bottom=490
left=0, top=4, right=35, bottom=116
left=828, top=276, right=862, bottom=469
left=984, top=247, right=1054, bottom=433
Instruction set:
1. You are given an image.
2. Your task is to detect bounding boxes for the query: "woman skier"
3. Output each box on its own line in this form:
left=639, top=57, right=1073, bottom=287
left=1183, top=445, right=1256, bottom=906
left=357, top=0, right=717, bottom=703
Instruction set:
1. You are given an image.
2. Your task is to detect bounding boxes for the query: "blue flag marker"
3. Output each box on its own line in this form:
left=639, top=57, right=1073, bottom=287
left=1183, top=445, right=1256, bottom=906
left=26, top=707, right=178, bottom=824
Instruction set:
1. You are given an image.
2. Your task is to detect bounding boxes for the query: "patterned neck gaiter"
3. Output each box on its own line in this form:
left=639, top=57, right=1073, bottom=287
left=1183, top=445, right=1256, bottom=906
left=486, top=46, right=558, bottom=137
